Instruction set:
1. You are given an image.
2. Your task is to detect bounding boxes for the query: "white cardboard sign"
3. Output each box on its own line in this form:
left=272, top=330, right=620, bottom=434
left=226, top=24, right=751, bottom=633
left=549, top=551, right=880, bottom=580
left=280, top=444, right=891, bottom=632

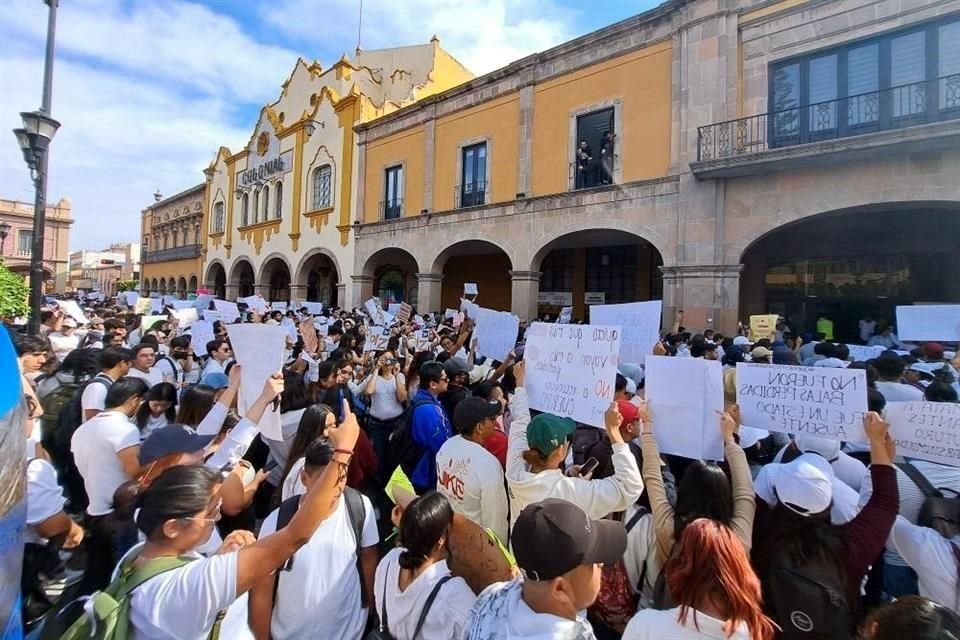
left=193, top=294, right=214, bottom=311
left=226, top=324, right=287, bottom=440
left=590, top=300, right=663, bottom=365
left=736, top=363, right=869, bottom=443
left=171, top=307, right=198, bottom=328
left=239, top=296, right=269, bottom=314
left=885, top=401, right=960, bottom=467
left=213, top=300, right=240, bottom=323
left=365, top=326, right=390, bottom=352
left=464, top=282, right=479, bottom=296
left=845, top=344, right=885, bottom=363
left=190, top=320, right=215, bottom=351
left=645, top=356, right=725, bottom=460
left=473, top=306, right=519, bottom=361
left=523, top=322, right=621, bottom=428
left=896, top=305, right=960, bottom=342
left=58, top=300, right=89, bottom=326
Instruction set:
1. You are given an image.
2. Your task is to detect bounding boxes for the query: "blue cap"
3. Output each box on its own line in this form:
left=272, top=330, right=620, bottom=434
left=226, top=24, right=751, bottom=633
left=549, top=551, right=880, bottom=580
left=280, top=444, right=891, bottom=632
left=139, top=425, right=216, bottom=465
left=201, top=372, right=229, bottom=390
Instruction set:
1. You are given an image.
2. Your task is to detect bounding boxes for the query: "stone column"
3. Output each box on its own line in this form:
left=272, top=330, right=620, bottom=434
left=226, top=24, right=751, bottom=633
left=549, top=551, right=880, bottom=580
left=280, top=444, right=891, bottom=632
left=288, top=284, right=306, bottom=304
left=336, top=282, right=348, bottom=309
left=509, top=270, right=541, bottom=322
left=253, top=284, right=270, bottom=299
left=351, top=275, right=374, bottom=307
left=416, top=273, right=444, bottom=314
left=225, top=284, right=239, bottom=301
left=660, top=264, right=742, bottom=335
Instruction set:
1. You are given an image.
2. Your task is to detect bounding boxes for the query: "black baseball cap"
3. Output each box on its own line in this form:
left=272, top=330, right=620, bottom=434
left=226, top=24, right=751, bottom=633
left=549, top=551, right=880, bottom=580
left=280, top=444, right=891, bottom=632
left=139, top=425, right=216, bottom=465
left=453, top=397, right=502, bottom=435
left=512, top=499, right=627, bottom=581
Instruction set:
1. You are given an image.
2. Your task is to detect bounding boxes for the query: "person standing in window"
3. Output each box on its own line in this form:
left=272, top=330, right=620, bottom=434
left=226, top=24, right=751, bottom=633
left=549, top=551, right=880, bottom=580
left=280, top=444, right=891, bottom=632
left=600, top=131, right=616, bottom=185
left=576, top=140, right=593, bottom=188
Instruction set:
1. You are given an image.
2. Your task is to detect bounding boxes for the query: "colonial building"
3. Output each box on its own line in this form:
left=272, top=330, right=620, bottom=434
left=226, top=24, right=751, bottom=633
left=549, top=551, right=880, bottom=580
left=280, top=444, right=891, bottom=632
left=68, top=243, right=140, bottom=296
left=0, top=197, right=73, bottom=293
left=140, top=184, right=205, bottom=298
left=350, top=0, right=960, bottom=342
left=202, top=39, right=473, bottom=306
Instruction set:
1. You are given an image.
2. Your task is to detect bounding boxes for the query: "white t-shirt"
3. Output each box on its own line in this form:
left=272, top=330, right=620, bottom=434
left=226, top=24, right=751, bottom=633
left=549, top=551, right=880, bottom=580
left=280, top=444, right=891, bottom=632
left=70, top=410, right=140, bottom=516
left=374, top=548, right=475, bottom=640
left=858, top=319, right=876, bottom=343
left=202, top=358, right=227, bottom=379
left=128, top=366, right=164, bottom=388
left=435, top=435, right=510, bottom=544
left=623, top=607, right=750, bottom=639
left=281, top=458, right=308, bottom=502
left=80, top=375, right=113, bottom=414
left=26, top=458, right=66, bottom=544
left=48, top=331, right=80, bottom=361
left=259, top=493, right=379, bottom=639
left=137, top=412, right=169, bottom=441
left=120, top=547, right=253, bottom=640
left=875, top=381, right=924, bottom=403
left=888, top=515, right=960, bottom=609
left=368, top=373, right=406, bottom=421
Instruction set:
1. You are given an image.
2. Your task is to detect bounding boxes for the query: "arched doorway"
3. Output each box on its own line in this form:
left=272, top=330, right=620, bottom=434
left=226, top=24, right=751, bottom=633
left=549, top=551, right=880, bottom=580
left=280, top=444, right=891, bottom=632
left=362, top=247, right=420, bottom=307
left=205, top=262, right=227, bottom=300
left=532, top=229, right=664, bottom=322
left=150, top=278, right=158, bottom=294
left=158, top=277, right=167, bottom=295
left=740, top=204, right=960, bottom=342
left=432, top=240, right=513, bottom=312
left=229, top=259, right=255, bottom=299
left=259, top=256, right=292, bottom=303
left=296, top=250, right=339, bottom=307
left=177, top=277, right=187, bottom=298
left=188, top=275, right=198, bottom=295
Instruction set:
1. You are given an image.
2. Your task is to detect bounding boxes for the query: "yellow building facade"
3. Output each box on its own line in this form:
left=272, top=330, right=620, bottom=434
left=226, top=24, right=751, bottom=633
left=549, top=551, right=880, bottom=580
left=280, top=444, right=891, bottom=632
left=201, top=40, right=473, bottom=306
left=140, top=184, right=205, bottom=298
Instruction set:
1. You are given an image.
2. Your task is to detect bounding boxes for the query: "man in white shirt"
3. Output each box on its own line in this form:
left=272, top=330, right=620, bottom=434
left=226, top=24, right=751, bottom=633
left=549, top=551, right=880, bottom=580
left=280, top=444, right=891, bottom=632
left=436, top=397, right=510, bottom=544
left=465, top=499, right=627, bottom=639
left=250, top=438, right=379, bottom=640
left=71, top=376, right=148, bottom=593
left=80, top=347, right=133, bottom=421
left=47, top=318, right=81, bottom=362
left=874, top=354, right=924, bottom=403
left=858, top=315, right=876, bottom=344
left=202, top=338, right=233, bottom=377
left=126, top=343, right=164, bottom=388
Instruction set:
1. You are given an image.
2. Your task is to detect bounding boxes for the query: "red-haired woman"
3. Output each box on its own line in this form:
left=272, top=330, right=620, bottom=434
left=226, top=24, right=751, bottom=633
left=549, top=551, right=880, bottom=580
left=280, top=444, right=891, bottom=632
left=622, top=518, right=776, bottom=640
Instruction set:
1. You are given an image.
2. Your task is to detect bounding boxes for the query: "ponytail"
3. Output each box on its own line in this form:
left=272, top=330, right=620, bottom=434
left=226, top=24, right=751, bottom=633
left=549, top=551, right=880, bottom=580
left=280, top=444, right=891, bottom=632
left=397, top=492, right=453, bottom=571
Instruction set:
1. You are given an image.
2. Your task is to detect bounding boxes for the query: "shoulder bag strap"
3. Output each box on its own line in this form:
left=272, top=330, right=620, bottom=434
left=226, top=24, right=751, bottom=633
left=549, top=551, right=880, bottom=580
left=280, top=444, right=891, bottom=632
left=272, top=496, right=303, bottom=605
left=116, top=555, right=194, bottom=599
left=411, top=576, right=452, bottom=640
left=343, top=488, right=370, bottom=607
left=898, top=461, right=943, bottom=498
left=378, top=563, right=390, bottom=631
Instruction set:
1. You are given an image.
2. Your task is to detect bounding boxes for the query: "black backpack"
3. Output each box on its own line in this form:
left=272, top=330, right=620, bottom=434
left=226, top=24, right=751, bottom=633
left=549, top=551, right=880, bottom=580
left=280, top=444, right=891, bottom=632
left=273, top=487, right=368, bottom=606
left=899, top=462, right=960, bottom=538
left=570, top=425, right=605, bottom=467
left=764, top=550, right=853, bottom=639
left=387, top=397, right=435, bottom=478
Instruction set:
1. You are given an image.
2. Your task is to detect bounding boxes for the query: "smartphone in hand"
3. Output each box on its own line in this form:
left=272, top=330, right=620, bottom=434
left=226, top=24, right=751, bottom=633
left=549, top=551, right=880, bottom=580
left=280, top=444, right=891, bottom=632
left=579, top=457, right=599, bottom=478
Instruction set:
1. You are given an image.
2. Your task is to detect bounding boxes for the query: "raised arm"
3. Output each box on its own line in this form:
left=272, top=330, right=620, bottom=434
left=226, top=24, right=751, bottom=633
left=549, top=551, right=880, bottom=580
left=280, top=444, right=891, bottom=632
left=720, top=406, right=756, bottom=551
left=639, top=408, right=676, bottom=567
left=204, top=374, right=283, bottom=471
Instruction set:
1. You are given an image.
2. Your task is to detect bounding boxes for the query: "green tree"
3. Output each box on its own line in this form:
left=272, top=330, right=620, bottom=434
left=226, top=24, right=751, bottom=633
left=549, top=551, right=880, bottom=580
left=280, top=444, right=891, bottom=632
left=115, top=279, right=139, bottom=292
left=0, top=260, right=29, bottom=319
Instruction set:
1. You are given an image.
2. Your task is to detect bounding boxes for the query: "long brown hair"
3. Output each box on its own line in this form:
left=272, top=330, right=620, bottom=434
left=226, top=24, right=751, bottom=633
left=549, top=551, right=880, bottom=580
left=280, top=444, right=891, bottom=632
left=666, top=518, right=777, bottom=640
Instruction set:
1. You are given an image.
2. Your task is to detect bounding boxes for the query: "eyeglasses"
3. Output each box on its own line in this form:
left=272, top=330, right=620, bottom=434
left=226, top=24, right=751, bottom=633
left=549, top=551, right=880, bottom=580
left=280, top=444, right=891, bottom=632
left=182, top=501, right=222, bottom=524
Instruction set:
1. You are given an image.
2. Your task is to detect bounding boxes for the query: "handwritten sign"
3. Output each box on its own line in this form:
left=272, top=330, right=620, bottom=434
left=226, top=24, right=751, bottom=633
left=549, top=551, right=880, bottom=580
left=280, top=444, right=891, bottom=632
left=239, top=296, right=269, bottom=314
left=464, top=282, right=479, bottom=296
left=473, top=307, right=519, bottom=361
left=885, top=401, right=960, bottom=467
left=750, top=315, right=779, bottom=341
left=193, top=294, right=214, bottom=311
left=140, top=315, right=167, bottom=333
left=58, top=300, right=89, bottom=326
left=226, top=324, right=287, bottom=440
left=416, top=328, right=432, bottom=351
left=896, top=305, right=960, bottom=341
left=590, top=301, right=662, bottom=365
left=845, top=344, right=885, bottom=363
left=736, top=363, right=868, bottom=442
left=301, top=302, right=323, bottom=315
left=523, top=322, right=621, bottom=428
left=150, top=298, right=164, bottom=314
left=396, top=302, right=413, bottom=324
left=557, top=307, right=573, bottom=324
left=365, top=298, right=386, bottom=325
left=645, top=356, right=725, bottom=460
left=190, top=320, right=215, bottom=351
left=134, top=297, right=152, bottom=315
left=213, top=299, right=240, bottom=323
left=271, top=301, right=288, bottom=312
left=171, top=307, right=198, bottom=328
left=387, top=303, right=402, bottom=318
left=120, top=291, right=139, bottom=308
left=365, top=326, right=390, bottom=352
left=202, top=310, right=222, bottom=323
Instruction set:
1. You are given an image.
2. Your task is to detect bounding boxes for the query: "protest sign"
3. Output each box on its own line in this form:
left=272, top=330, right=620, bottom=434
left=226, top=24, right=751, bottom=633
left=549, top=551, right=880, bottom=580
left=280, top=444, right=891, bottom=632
left=474, top=307, right=519, bottom=361
left=387, top=303, right=402, bottom=318
left=845, top=344, right=885, bottom=363
left=171, top=307, right=198, bottom=328
left=271, top=301, right=288, bottom=312
left=301, top=301, right=323, bottom=315
left=749, top=315, right=779, bottom=341
left=885, top=401, right=960, bottom=467
left=239, top=296, right=269, bottom=314
left=190, top=320, right=215, bottom=350
left=365, top=326, right=390, bottom=352
left=121, top=291, right=139, bottom=308
left=464, top=282, right=479, bottom=296
left=202, top=310, right=222, bottom=323
left=460, top=298, right=480, bottom=319
left=538, top=291, right=572, bottom=306
left=416, top=328, right=432, bottom=351
left=162, top=295, right=178, bottom=306
left=141, top=315, right=167, bottom=332
left=557, top=307, right=573, bottom=324
left=134, top=297, right=152, bottom=315
left=226, top=324, right=287, bottom=440
left=444, top=308, right=458, bottom=320
left=590, top=301, right=662, bottom=365
left=365, top=298, right=385, bottom=324
left=170, top=300, right=194, bottom=310
left=213, top=300, right=240, bottom=323
left=193, top=294, right=214, bottom=311
left=896, top=305, right=960, bottom=342
left=645, top=356, right=724, bottom=460
left=58, top=300, right=89, bottom=326
left=523, top=322, right=621, bottom=428
left=150, top=298, right=164, bottom=314
left=736, top=363, right=869, bottom=442
left=397, top=302, right=413, bottom=324
left=279, top=317, right=298, bottom=342
left=300, top=319, right=319, bottom=355
left=584, top=292, right=605, bottom=305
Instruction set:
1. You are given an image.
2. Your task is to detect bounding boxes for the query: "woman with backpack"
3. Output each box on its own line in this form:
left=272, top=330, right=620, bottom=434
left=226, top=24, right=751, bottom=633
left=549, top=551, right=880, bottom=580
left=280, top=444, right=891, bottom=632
left=622, top=518, right=776, bottom=640
left=63, top=399, right=361, bottom=640
left=373, top=491, right=477, bottom=640
left=750, top=412, right=899, bottom=638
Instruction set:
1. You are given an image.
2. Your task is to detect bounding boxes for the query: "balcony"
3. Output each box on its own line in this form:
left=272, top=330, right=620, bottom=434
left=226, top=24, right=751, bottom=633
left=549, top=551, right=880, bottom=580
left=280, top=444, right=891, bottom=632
left=379, top=198, right=404, bottom=220
left=455, top=181, right=488, bottom=208
left=143, top=244, right=201, bottom=263
left=693, top=74, right=960, bottom=178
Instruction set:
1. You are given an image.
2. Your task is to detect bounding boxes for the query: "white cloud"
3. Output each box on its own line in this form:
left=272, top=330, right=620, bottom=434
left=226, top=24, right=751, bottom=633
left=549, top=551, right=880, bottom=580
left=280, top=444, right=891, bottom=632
left=261, top=0, right=579, bottom=75
left=0, top=0, right=300, bottom=251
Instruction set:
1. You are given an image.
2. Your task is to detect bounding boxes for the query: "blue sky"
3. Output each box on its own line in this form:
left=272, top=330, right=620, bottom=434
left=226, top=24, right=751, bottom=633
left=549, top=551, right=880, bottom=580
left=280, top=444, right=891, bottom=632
left=0, top=0, right=661, bottom=250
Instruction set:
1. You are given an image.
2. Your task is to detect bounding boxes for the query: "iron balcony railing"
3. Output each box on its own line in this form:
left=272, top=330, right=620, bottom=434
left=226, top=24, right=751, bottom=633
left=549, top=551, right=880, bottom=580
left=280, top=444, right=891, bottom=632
left=455, top=181, right=488, bottom=208
left=379, top=198, right=404, bottom=220
left=143, top=244, right=201, bottom=263
left=698, top=73, right=960, bottom=161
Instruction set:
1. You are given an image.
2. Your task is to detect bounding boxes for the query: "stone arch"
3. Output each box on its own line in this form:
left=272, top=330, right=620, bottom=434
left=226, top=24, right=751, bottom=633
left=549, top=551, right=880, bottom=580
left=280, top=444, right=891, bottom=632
left=229, top=257, right=256, bottom=299
left=528, top=225, right=670, bottom=273
left=188, top=275, right=198, bottom=294
left=295, top=247, right=341, bottom=306
left=431, top=239, right=514, bottom=312
left=258, top=253, right=293, bottom=302
left=177, top=277, right=188, bottom=298
left=205, top=260, right=227, bottom=299
left=362, top=247, right=421, bottom=306
left=158, top=277, right=167, bottom=295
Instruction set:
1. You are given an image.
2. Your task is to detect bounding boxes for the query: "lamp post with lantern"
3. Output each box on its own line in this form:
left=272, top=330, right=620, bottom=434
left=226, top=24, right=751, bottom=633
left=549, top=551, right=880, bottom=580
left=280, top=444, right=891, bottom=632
left=11, top=0, right=60, bottom=335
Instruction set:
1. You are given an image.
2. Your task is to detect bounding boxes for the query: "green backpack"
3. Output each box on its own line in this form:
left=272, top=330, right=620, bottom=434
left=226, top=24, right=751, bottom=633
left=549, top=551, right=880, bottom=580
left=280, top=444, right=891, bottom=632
left=60, top=554, right=225, bottom=640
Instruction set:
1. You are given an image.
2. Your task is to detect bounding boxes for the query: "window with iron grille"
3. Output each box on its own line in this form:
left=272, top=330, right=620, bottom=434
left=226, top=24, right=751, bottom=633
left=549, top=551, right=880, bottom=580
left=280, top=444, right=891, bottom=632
left=383, top=165, right=403, bottom=219
left=460, top=142, right=487, bottom=207
left=312, top=165, right=332, bottom=210
left=213, top=202, right=225, bottom=233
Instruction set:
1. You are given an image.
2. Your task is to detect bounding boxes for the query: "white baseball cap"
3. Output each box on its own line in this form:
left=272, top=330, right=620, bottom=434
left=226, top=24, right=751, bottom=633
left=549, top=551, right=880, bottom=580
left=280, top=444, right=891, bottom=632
left=739, top=426, right=770, bottom=449
left=774, top=453, right=833, bottom=517
left=794, top=433, right=840, bottom=462
left=733, top=336, right=752, bottom=346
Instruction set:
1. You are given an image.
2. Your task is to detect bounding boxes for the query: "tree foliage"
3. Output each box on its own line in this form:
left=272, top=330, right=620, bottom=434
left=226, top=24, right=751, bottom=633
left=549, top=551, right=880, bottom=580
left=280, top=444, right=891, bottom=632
left=115, top=279, right=139, bottom=293
left=0, top=260, right=29, bottom=319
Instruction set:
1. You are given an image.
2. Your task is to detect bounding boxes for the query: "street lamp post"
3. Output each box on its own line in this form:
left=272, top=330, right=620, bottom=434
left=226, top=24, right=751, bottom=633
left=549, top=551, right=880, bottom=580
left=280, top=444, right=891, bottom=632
left=12, top=0, right=59, bottom=335
left=0, top=221, right=10, bottom=256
